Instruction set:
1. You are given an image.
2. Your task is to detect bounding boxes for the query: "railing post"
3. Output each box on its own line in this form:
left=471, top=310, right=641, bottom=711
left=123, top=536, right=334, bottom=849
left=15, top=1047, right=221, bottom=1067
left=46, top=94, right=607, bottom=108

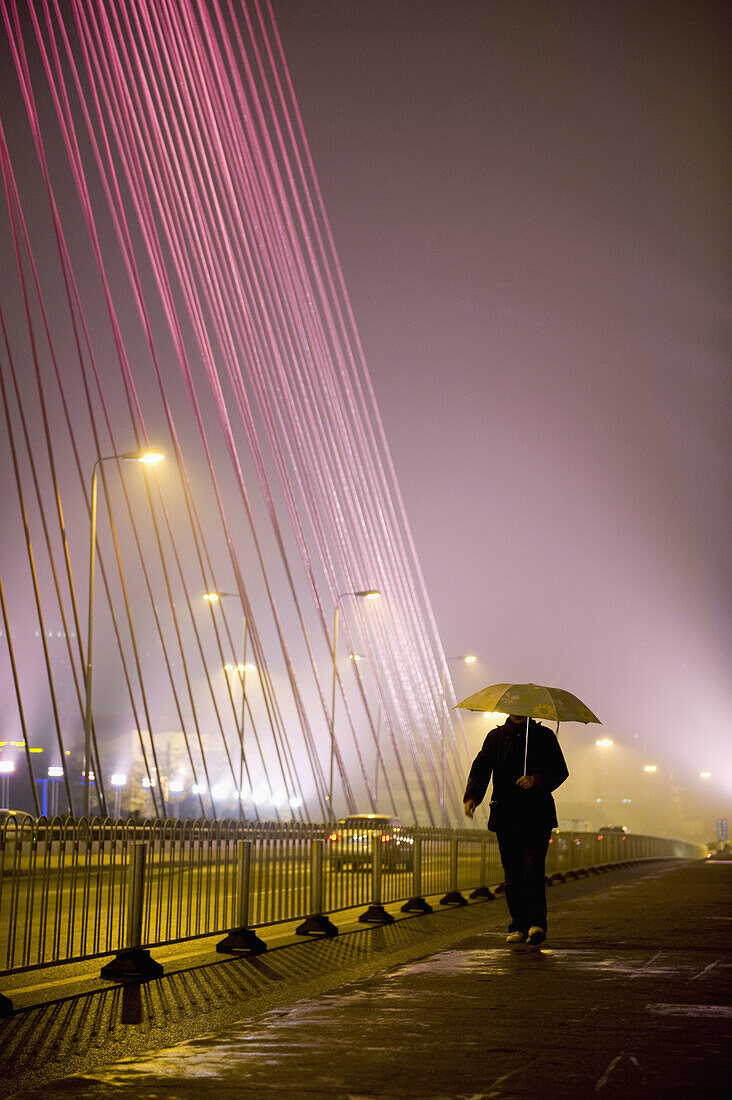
left=440, top=835, right=467, bottom=906
left=128, top=841, right=145, bottom=947
left=359, top=835, right=394, bottom=923
left=402, top=833, right=433, bottom=913
left=217, top=840, right=267, bottom=954
left=100, top=842, right=163, bottom=980
left=296, top=838, right=338, bottom=936
left=470, top=836, right=495, bottom=899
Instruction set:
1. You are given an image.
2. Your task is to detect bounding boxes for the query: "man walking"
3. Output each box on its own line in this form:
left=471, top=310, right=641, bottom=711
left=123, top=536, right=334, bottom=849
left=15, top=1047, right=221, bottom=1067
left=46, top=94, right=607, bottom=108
left=464, top=713, right=568, bottom=945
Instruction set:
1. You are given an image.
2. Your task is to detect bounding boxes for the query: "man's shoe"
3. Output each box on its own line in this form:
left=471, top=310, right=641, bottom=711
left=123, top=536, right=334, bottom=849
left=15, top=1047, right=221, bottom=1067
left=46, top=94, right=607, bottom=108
left=527, top=926, right=546, bottom=946
left=506, top=931, right=526, bottom=943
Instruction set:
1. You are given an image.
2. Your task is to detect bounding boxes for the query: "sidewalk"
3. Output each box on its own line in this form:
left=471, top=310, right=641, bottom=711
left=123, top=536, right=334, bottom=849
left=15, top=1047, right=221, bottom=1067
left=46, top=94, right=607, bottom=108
left=10, top=859, right=732, bottom=1098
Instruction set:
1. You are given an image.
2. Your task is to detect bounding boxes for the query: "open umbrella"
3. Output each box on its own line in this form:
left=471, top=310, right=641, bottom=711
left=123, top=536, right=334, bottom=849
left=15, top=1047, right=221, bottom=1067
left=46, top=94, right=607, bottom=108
left=456, top=682, right=601, bottom=774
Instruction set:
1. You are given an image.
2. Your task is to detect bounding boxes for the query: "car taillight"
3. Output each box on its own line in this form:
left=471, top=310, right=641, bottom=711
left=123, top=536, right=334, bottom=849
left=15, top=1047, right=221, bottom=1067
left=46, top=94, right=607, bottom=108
left=380, top=833, right=391, bottom=843
left=329, top=832, right=338, bottom=841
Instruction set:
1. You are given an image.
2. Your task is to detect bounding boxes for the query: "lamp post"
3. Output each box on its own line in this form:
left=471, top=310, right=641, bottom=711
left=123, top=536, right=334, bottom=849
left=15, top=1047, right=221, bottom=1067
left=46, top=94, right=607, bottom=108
left=168, top=777, right=184, bottom=817
left=329, top=589, right=380, bottom=819
left=347, top=653, right=382, bottom=809
left=110, top=773, right=127, bottom=818
left=440, top=655, right=477, bottom=827
left=83, top=449, right=164, bottom=818
left=0, top=760, right=15, bottom=806
left=47, top=766, right=64, bottom=817
left=204, top=591, right=252, bottom=805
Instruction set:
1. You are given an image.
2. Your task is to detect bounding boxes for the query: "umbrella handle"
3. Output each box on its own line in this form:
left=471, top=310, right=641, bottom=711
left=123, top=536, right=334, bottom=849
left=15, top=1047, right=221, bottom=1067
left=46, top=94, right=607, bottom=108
left=523, top=716, right=529, bottom=776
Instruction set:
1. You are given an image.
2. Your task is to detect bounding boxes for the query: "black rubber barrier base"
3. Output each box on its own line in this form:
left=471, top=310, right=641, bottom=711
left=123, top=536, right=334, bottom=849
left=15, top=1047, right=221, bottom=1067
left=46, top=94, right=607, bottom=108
left=400, top=896, right=434, bottom=914
left=469, top=886, right=495, bottom=899
left=358, top=904, right=395, bottom=925
left=439, top=891, right=468, bottom=907
left=100, top=948, right=164, bottom=982
left=0, top=992, right=12, bottom=1018
left=216, top=927, right=267, bottom=955
left=296, top=913, right=338, bottom=937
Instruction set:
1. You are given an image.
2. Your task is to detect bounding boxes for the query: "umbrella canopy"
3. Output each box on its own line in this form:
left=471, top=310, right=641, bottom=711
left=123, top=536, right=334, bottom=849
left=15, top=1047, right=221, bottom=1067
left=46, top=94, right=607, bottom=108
left=456, top=682, right=601, bottom=724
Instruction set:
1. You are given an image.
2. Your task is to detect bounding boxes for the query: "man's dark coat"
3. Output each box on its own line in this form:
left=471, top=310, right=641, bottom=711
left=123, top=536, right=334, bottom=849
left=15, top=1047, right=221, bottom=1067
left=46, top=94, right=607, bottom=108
left=463, top=718, right=569, bottom=831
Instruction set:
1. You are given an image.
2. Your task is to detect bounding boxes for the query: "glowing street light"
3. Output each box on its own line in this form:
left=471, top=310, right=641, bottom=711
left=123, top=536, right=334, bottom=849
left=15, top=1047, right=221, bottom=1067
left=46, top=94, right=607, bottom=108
left=700, top=771, right=712, bottom=780
left=329, top=589, right=381, bottom=817
left=83, top=449, right=164, bottom=818
left=224, top=662, right=256, bottom=674
left=644, top=764, right=658, bottom=773
left=595, top=738, right=614, bottom=748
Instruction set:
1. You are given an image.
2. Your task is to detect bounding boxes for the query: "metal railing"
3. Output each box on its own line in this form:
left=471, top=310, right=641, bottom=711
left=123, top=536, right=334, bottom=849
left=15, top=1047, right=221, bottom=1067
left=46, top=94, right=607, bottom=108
left=0, top=816, right=704, bottom=980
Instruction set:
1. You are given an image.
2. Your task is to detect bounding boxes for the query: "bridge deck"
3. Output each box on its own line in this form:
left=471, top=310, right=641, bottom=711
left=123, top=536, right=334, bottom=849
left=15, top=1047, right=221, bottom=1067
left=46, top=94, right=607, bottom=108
left=3, top=859, right=730, bottom=1098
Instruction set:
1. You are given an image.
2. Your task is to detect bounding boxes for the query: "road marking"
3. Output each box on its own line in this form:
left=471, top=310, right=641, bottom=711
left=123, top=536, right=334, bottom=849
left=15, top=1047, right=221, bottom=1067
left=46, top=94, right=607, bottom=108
left=595, top=1051, right=643, bottom=1091
left=646, top=1003, right=732, bottom=1018
left=635, top=950, right=662, bottom=972
left=487, top=1066, right=523, bottom=1097
left=689, top=959, right=720, bottom=982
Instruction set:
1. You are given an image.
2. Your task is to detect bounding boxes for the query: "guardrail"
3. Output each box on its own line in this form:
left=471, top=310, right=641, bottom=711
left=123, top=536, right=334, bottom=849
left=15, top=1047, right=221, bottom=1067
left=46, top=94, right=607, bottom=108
left=0, top=816, right=703, bottom=1012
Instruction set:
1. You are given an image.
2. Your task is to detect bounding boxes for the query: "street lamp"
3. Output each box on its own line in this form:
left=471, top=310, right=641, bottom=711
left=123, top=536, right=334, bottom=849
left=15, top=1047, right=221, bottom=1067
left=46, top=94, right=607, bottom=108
left=110, top=773, right=127, bottom=817
left=82, top=446, right=164, bottom=818
left=47, top=765, right=64, bottom=817
left=83, top=449, right=164, bottom=818
left=205, top=591, right=250, bottom=803
left=595, top=738, right=614, bottom=748
left=440, top=655, right=478, bottom=826
left=329, top=589, right=381, bottom=818
left=0, top=760, right=15, bottom=806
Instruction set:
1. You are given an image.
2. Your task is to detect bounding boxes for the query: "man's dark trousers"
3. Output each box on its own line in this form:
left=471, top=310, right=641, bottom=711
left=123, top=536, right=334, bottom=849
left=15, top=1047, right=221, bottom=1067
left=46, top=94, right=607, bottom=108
left=496, top=822, right=552, bottom=933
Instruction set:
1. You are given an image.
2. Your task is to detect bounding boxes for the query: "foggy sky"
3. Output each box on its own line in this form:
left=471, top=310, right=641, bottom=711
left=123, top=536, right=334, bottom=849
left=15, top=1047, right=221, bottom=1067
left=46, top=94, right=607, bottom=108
left=272, top=0, right=731, bottom=824
left=0, top=0, right=728, bottom=838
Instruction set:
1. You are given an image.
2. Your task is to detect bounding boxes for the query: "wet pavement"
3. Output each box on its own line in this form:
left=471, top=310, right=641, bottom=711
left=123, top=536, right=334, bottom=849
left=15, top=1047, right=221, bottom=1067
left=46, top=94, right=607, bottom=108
left=7, top=859, right=732, bottom=1098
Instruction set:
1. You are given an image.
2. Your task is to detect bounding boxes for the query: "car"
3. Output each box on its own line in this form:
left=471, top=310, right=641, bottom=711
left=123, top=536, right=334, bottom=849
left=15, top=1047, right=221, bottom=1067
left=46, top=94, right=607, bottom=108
left=597, top=825, right=630, bottom=838
left=328, top=813, right=414, bottom=871
left=0, top=808, right=35, bottom=830
left=706, top=843, right=732, bottom=861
